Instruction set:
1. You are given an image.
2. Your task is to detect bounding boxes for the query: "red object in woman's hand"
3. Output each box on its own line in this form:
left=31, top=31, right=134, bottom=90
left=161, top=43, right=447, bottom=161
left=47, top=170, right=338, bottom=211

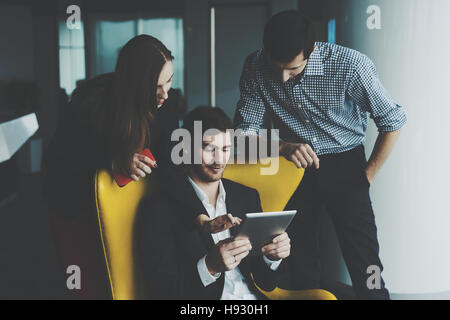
left=113, top=148, right=155, bottom=187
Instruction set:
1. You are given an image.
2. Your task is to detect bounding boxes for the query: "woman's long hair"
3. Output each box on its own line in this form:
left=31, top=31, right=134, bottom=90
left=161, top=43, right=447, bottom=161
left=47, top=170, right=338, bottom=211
left=99, top=35, right=173, bottom=174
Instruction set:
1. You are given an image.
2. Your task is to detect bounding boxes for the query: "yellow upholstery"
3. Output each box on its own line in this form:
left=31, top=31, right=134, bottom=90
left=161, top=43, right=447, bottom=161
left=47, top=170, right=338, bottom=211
left=223, top=157, right=304, bottom=212
left=251, top=273, right=337, bottom=300
left=224, top=157, right=337, bottom=300
left=94, top=169, right=151, bottom=300
left=94, top=157, right=336, bottom=300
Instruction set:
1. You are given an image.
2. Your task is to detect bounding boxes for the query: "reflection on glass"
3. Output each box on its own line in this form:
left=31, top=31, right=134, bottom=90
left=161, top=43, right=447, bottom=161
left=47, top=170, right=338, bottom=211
left=58, top=21, right=86, bottom=96
left=93, top=18, right=185, bottom=93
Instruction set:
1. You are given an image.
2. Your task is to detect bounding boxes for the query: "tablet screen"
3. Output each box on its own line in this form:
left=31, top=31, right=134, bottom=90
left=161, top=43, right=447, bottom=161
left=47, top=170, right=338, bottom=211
left=234, top=210, right=297, bottom=256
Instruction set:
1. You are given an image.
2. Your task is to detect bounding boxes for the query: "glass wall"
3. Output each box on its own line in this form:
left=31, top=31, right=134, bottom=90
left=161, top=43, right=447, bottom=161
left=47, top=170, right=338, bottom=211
left=58, top=21, right=86, bottom=96
left=91, top=17, right=185, bottom=93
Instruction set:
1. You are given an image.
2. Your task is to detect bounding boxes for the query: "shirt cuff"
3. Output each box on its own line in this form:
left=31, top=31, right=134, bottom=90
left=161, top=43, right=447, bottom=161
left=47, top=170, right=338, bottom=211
left=263, top=255, right=282, bottom=271
left=197, top=255, right=221, bottom=287
left=234, top=124, right=261, bottom=137
left=375, top=104, right=408, bottom=133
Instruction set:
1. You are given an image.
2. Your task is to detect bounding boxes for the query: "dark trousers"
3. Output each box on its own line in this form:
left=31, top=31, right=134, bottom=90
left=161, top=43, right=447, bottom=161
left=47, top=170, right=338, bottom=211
left=284, top=144, right=390, bottom=300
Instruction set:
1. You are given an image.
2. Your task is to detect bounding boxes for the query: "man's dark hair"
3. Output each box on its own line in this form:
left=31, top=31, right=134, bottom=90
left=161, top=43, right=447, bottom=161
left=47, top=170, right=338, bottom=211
left=263, top=10, right=316, bottom=63
left=182, top=106, right=232, bottom=136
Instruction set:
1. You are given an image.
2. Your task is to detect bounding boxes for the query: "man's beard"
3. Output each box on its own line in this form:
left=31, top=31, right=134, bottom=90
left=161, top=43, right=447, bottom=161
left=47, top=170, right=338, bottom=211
left=192, top=163, right=225, bottom=183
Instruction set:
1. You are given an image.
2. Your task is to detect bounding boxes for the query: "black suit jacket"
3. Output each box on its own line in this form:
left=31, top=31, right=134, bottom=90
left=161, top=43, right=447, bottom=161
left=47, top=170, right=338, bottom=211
left=136, top=175, right=289, bottom=300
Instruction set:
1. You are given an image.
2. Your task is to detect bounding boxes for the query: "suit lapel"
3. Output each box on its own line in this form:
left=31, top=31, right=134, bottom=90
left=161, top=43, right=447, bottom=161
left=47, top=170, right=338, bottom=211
left=166, top=175, right=251, bottom=250
left=222, top=179, right=246, bottom=239
left=166, top=171, right=216, bottom=250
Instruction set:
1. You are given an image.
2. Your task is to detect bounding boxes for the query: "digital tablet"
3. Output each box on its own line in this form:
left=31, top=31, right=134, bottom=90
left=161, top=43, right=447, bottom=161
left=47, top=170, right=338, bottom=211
left=234, top=210, right=297, bottom=256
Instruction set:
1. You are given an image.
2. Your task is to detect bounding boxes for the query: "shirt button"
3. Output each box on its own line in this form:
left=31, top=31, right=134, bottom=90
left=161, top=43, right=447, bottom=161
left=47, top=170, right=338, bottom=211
left=305, top=120, right=310, bottom=123
left=313, top=138, right=318, bottom=142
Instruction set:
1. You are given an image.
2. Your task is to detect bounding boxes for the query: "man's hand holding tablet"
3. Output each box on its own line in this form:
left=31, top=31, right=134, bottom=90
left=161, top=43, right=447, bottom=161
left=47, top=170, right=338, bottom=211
left=205, top=238, right=252, bottom=275
left=204, top=211, right=296, bottom=275
left=261, top=232, right=291, bottom=260
left=234, top=210, right=297, bottom=257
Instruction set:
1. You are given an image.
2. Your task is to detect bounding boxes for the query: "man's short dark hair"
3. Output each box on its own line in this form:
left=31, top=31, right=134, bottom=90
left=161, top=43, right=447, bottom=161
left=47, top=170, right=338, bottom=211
left=182, top=106, right=232, bottom=137
left=263, top=10, right=316, bottom=63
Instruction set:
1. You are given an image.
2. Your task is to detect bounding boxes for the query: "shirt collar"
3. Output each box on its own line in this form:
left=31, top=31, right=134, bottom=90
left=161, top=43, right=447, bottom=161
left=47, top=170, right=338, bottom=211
left=304, top=43, right=324, bottom=76
left=261, top=43, right=324, bottom=78
left=187, top=176, right=226, bottom=206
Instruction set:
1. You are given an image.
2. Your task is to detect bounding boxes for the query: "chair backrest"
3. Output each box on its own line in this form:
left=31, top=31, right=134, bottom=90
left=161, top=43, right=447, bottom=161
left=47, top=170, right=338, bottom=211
left=94, top=157, right=304, bottom=300
left=94, top=169, right=151, bottom=300
left=225, top=157, right=309, bottom=300
left=223, top=157, right=304, bottom=212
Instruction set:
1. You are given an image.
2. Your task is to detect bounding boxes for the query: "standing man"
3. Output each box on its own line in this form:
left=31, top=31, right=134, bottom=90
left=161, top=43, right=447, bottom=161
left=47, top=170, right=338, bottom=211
left=234, top=10, right=407, bottom=299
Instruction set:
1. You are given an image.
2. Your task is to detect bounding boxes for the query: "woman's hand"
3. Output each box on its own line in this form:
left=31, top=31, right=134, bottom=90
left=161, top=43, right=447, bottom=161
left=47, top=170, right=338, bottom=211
left=130, top=153, right=157, bottom=181
left=197, top=213, right=242, bottom=234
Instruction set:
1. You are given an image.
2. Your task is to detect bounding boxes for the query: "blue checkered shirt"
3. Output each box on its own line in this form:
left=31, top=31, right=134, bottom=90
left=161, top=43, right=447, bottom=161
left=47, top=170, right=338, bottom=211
left=234, top=42, right=407, bottom=155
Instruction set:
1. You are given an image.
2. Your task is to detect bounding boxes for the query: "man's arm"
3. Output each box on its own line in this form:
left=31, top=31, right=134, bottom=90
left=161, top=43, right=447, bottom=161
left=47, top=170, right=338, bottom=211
left=346, top=55, right=407, bottom=184
left=238, top=134, right=320, bottom=169
left=137, top=196, right=223, bottom=299
left=365, top=129, right=402, bottom=184
left=234, top=53, right=267, bottom=136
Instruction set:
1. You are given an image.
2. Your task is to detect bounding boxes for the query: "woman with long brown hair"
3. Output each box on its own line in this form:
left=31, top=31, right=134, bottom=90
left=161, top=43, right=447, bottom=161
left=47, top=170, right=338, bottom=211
left=96, top=34, right=175, bottom=181
left=44, top=35, right=178, bottom=217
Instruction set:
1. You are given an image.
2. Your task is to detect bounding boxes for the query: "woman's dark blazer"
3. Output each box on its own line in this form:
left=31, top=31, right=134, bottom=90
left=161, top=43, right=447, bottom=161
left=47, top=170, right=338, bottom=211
left=43, top=73, right=182, bottom=218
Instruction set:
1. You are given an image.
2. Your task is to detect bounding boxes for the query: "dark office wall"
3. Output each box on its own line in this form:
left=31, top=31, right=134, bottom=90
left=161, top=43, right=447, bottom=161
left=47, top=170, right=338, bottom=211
left=0, top=4, right=34, bottom=81
left=184, top=0, right=210, bottom=110
left=0, top=1, right=67, bottom=299
left=0, top=1, right=60, bottom=146
left=213, top=3, right=268, bottom=119
left=32, top=2, right=60, bottom=148
left=298, top=0, right=330, bottom=42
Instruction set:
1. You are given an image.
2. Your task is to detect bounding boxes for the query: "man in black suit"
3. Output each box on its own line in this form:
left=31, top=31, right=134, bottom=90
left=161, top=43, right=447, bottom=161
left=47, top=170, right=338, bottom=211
left=137, top=106, right=292, bottom=300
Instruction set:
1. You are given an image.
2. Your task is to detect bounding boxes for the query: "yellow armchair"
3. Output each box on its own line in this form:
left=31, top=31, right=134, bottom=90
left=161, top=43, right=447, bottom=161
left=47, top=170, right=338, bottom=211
left=94, top=157, right=336, bottom=300
left=224, top=157, right=336, bottom=300
left=94, top=169, right=152, bottom=300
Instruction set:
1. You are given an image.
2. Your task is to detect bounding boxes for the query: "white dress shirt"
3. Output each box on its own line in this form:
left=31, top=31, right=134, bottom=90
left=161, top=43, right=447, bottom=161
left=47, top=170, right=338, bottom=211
left=188, top=177, right=282, bottom=300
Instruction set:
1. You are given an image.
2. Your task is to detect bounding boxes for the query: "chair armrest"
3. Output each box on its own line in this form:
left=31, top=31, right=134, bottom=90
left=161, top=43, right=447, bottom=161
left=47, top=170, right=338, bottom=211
left=260, top=287, right=337, bottom=300
left=251, top=273, right=337, bottom=300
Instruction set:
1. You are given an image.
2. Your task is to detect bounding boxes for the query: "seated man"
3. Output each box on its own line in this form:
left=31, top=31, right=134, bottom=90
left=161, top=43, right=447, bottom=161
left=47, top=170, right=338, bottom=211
left=137, top=106, right=292, bottom=300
